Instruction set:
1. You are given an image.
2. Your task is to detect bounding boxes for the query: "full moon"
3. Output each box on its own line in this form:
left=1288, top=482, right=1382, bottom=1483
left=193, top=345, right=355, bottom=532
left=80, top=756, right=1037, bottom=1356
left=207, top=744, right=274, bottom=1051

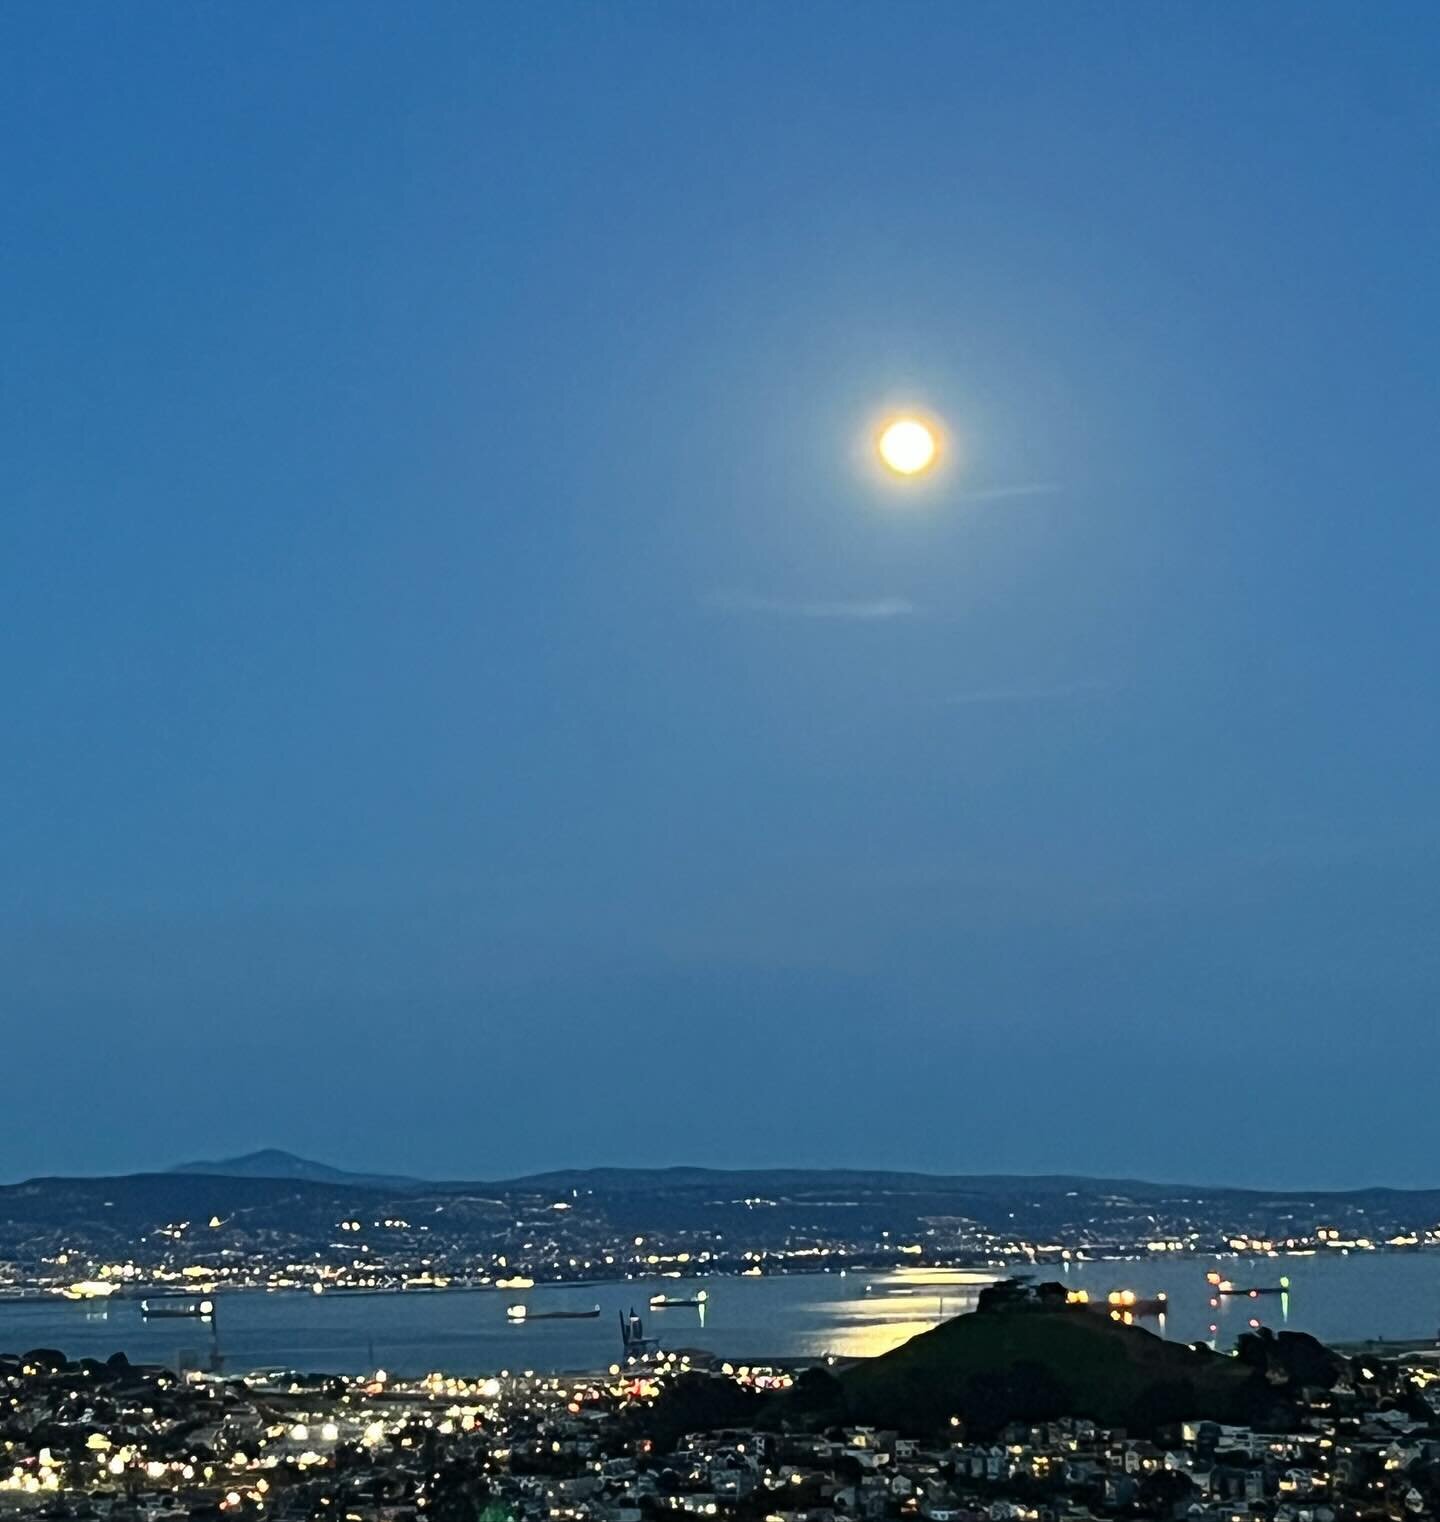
left=877, top=417, right=938, bottom=476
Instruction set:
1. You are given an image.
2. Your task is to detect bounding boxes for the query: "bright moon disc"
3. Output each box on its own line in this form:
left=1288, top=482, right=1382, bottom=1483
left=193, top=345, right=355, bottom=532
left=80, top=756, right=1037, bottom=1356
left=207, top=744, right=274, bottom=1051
left=877, top=418, right=937, bottom=476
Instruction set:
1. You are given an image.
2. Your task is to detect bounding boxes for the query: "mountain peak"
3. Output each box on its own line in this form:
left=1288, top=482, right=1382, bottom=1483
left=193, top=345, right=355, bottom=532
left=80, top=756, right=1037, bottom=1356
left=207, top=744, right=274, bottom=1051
left=168, top=1149, right=423, bottom=1190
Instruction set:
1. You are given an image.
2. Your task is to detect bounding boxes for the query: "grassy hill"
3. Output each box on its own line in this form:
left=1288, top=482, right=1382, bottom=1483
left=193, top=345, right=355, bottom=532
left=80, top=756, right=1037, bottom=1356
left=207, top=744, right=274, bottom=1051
left=836, top=1303, right=1257, bottom=1436
left=637, top=1300, right=1271, bottom=1448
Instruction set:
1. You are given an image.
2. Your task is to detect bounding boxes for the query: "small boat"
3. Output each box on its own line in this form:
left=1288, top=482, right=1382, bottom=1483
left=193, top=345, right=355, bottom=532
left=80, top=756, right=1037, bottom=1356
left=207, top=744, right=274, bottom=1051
left=495, top=1275, right=535, bottom=1290
left=507, top=1303, right=600, bottom=1321
left=141, top=1296, right=214, bottom=1319
left=648, top=1289, right=708, bottom=1309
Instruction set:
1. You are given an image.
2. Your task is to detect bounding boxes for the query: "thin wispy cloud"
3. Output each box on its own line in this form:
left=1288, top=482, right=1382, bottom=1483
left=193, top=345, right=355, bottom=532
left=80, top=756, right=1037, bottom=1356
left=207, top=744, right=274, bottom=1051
left=943, top=678, right=1112, bottom=706
left=706, top=590, right=918, bottom=621
left=953, top=482, right=1062, bottom=504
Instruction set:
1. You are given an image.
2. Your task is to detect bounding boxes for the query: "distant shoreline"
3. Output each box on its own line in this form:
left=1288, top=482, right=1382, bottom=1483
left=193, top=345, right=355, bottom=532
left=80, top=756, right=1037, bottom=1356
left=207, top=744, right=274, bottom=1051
left=6, top=1243, right=1439, bottom=1308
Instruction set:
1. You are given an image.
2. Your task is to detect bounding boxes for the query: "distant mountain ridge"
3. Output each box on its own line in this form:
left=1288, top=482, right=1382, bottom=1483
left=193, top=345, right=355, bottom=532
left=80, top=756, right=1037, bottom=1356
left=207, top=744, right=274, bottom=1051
left=168, top=1148, right=424, bottom=1191
left=160, top=1151, right=1261, bottom=1199
left=161, top=1151, right=1436, bottom=1201
left=4, top=1155, right=1440, bottom=1272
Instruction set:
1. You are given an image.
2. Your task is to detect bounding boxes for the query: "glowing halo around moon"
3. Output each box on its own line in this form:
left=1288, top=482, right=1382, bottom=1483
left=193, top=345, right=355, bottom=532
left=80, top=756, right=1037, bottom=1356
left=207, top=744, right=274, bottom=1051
left=876, top=416, right=939, bottom=476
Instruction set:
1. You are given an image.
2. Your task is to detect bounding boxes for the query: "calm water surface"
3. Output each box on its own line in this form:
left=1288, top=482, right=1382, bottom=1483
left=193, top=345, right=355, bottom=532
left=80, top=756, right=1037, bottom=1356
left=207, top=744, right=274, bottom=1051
left=1, top=1255, right=1435, bottom=1377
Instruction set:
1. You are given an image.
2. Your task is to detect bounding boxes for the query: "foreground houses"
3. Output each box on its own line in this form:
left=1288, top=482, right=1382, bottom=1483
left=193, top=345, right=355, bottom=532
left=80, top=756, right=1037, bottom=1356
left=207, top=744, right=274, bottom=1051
left=4, top=1338, right=1440, bottom=1522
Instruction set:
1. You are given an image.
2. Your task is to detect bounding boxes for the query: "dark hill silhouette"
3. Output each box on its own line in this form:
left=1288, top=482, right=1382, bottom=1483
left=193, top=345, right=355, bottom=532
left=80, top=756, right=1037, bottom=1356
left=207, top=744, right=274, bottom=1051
left=837, top=1293, right=1263, bottom=1435
left=637, top=1291, right=1282, bottom=1443
left=168, top=1149, right=422, bottom=1190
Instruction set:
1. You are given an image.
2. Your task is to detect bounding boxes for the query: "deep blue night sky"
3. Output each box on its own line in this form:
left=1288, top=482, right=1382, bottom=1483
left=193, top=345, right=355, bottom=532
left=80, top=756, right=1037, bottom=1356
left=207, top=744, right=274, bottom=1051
left=4, top=4, right=1439, bottom=1186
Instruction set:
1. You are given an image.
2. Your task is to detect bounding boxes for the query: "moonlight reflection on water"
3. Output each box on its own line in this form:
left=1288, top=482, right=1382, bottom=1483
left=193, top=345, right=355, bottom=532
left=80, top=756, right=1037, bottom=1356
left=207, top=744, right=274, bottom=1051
left=808, top=1270, right=996, bottom=1358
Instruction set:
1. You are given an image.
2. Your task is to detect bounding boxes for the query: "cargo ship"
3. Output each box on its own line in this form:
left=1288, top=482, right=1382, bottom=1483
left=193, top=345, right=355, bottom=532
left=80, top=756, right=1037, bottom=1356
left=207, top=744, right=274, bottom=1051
left=1206, top=1272, right=1290, bottom=1297
left=506, top=1304, right=600, bottom=1321
left=140, top=1296, right=215, bottom=1320
left=648, top=1290, right=707, bottom=1309
left=1105, top=1290, right=1168, bottom=1318
left=1067, top=1289, right=1168, bottom=1319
